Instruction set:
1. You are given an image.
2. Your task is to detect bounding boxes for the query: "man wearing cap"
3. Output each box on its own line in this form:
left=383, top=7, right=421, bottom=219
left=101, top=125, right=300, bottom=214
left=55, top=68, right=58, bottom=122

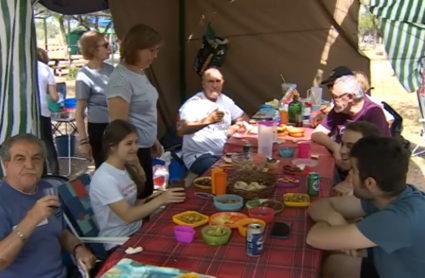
left=312, top=71, right=391, bottom=169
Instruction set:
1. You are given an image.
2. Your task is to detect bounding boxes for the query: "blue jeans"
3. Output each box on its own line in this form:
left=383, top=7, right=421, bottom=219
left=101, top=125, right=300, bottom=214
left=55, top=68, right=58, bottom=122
left=190, top=154, right=221, bottom=176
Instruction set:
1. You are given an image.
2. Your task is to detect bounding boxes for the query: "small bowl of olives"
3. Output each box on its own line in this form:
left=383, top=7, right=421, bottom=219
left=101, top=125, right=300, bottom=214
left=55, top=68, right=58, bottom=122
left=201, top=226, right=232, bottom=246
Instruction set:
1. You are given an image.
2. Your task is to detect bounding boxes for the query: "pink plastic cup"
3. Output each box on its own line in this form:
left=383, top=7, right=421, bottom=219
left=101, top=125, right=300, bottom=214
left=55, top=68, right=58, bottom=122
left=297, top=142, right=311, bottom=158
left=174, top=226, right=196, bottom=244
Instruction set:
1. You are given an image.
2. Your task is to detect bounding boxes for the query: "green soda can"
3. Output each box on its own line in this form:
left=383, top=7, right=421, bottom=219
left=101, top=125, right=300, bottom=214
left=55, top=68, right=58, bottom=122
left=307, top=173, right=320, bottom=196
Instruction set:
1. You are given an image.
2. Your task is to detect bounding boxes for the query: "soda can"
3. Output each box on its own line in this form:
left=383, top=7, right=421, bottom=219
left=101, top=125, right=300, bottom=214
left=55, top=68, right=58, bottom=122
left=246, top=224, right=264, bottom=257
left=307, top=172, right=321, bottom=196
left=243, top=141, right=253, bottom=156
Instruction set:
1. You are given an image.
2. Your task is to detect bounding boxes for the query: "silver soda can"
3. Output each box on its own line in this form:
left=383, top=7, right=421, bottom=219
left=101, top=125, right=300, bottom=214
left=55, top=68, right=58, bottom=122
left=246, top=224, right=265, bottom=257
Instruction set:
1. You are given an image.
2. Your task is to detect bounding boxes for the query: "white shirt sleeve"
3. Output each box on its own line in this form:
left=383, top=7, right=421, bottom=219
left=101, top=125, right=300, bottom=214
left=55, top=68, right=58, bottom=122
left=90, top=174, right=124, bottom=206
left=47, top=68, right=56, bottom=85
left=179, top=98, right=203, bottom=121
left=227, top=99, right=244, bottom=121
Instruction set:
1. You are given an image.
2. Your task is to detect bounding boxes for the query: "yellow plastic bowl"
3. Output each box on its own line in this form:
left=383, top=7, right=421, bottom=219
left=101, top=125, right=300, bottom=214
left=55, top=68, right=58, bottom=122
left=236, top=218, right=266, bottom=237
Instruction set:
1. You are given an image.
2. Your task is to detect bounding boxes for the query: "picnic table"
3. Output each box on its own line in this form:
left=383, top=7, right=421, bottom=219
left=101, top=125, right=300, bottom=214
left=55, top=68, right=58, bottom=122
left=96, top=128, right=335, bottom=278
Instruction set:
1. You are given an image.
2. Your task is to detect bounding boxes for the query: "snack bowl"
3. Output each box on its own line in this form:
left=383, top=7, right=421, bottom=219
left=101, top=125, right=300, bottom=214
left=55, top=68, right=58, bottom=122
left=279, top=148, right=295, bottom=158
left=248, top=207, right=275, bottom=224
left=246, top=199, right=284, bottom=215
left=231, top=153, right=266, bottom=172
left=201, top=226, right=232, bottom=246
left=283, top=193, right=311, bottom=208
left=214, top=194, right=244, bottom=212
left=174, top=226, right=196, bottom=244
left=173, top=211, right=210, bottom=228
left=237, top=218, right=266, bottom=237
left=193, top=177, right=212, bottom=190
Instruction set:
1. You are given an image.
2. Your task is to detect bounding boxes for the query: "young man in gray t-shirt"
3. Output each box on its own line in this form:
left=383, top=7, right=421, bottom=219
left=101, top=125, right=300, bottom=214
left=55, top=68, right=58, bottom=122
left=306, top=136, right=425, bottom=278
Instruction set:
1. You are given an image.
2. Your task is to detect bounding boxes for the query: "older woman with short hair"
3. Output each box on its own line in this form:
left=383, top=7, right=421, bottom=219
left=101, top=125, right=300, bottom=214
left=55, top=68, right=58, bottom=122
left=105, top=23, right=163, bottom=199
left=75, top=31, right=113, bottom=169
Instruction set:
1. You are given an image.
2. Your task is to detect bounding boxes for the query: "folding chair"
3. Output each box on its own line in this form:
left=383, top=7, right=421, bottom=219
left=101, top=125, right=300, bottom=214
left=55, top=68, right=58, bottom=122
left=412, top=90, right=425, bottom=156
left=57, top=174, right=128, bottom=260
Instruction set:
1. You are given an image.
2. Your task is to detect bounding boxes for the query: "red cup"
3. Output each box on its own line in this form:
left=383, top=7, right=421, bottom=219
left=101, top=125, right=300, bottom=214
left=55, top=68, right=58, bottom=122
left=297, top=142, right=311, bottom=158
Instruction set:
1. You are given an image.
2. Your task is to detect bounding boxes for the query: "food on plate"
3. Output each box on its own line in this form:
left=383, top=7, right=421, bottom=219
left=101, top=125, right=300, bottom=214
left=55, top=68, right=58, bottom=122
left=260, top=200, right=284, bottom=211
left=277, top=124, right=287, bottom=133
left=206, top=227, right=228, bottom=237
left=283, top=165, right=302, bottom=173
left=288, top=127, right=305, bottom=138
left=278, top=177, right=300, bottom=184
left=284, top=194, right=310, bottom=203
left=218, top=199, right=240, bottom=204
left=178, top=213, right=206, bottom=224
left=194, top=177, right=212, bottom=187
left=234, top=181, right=267, bottom=191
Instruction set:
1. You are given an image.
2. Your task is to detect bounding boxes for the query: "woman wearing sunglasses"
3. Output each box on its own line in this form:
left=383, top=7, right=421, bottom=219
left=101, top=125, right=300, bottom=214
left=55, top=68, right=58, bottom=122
left=75, top=31, right=114, bottom=169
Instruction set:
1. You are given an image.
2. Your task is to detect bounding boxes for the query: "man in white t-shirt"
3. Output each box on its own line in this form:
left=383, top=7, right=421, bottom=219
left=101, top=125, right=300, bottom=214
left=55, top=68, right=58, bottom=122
left=178, top=68, right=249, bottom=175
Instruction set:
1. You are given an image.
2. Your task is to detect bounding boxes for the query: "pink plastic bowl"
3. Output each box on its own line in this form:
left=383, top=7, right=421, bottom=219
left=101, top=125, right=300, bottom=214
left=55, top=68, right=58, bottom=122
left=174, top=226, right=196, bottom=243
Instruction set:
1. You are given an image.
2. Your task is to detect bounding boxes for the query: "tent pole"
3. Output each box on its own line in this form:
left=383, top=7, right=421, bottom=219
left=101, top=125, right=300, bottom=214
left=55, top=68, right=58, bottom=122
left=178, top=0, right=186, bottom=104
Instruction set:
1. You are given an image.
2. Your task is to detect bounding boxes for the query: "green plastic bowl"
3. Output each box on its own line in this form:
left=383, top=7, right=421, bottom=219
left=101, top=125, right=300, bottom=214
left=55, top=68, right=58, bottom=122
left=246, top=199, right=285, bottom=215
left=201, top=226, right=232, bottom=246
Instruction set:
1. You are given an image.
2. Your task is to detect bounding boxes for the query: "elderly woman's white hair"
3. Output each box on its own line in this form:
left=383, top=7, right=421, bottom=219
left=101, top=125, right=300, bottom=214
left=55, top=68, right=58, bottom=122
left=334, top=75, right=365, bottom=100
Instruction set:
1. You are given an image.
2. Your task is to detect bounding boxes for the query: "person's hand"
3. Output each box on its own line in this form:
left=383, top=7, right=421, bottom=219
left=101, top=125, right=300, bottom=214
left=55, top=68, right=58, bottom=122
left=26, top=196, right=61, bottom=224
left=228, top=124, right=241, bottom=137
left=332, top=144, right=342, bottom=164
left=74, top=246, right=96, bottom=270
left=151, top=140, right=163, bottom=158
left=79, top=143, right=93, bottom=162
left=333, top=179, right=353, bottom=197
left=205, top=108, right=225, bottom=125
left=159, top=188, right=186, bottom=205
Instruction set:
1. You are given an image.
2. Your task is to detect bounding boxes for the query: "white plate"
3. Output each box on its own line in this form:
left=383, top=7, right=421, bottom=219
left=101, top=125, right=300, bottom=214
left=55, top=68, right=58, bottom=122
left=292, top=158, right=318, bottom=168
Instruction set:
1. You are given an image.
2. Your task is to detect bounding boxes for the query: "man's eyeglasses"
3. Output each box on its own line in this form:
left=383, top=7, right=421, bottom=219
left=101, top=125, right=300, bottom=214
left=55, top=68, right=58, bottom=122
left=331, top=93, right=349, bottom=100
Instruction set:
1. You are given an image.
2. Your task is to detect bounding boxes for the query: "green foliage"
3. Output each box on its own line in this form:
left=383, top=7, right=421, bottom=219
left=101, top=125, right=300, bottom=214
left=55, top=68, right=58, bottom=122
left=66, top=66, right=79, bottom=81
left=359, top=11, right=382, bottom=36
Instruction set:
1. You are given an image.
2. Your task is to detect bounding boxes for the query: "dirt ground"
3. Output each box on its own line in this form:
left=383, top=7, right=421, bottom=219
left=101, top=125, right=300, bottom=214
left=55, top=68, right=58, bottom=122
left=59, top=47, right=425, bottom=190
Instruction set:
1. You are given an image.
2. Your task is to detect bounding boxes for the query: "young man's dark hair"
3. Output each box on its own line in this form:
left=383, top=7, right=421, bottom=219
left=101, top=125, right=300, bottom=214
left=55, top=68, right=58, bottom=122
left=350, top=136, right=409, bottom=196
left=345, top=121, right=382, bottom=138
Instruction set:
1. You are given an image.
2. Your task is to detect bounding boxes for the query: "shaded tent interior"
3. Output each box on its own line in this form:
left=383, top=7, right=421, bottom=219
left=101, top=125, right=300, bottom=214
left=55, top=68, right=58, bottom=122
left=40, top=0, right=369, bottom=137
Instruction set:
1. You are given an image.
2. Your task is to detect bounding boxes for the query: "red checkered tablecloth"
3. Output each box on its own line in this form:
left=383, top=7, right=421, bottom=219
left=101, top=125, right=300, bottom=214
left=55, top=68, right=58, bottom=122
left=96, top=141, right=334, bottom=278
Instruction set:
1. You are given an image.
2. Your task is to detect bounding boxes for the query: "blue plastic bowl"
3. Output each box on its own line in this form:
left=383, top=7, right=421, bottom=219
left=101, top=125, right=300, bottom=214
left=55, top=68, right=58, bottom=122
left=214, top=194, right=244, bottom=212
left=63, top=98, right=77, bottom=109
left=279, top=148, right=295, bottom=158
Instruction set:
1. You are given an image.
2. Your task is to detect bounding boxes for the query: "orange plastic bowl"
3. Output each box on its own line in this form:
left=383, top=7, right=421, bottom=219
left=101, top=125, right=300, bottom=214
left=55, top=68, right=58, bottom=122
left=248, top=207, right=275, bottom=224
left=237, top=218, right=266, bottom=237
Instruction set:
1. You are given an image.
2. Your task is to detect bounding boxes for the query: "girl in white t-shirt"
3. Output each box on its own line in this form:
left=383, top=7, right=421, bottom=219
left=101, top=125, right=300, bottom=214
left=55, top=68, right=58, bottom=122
left=89, top=120, right=185, bottom=254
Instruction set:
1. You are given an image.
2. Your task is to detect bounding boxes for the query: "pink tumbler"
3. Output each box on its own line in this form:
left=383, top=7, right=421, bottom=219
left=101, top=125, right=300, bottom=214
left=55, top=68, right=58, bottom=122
left=174, top=226, right=196, bottom=244
left=297, top=142, right=311, bottom=158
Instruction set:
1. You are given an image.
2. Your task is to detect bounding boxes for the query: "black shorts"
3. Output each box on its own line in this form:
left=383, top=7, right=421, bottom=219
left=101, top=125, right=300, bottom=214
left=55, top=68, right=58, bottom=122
left=361, top=258, right=379, bottom=278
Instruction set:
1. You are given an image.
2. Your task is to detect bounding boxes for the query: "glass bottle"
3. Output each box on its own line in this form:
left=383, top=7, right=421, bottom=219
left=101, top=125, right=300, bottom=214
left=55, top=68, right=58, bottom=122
left=288, top=95, right=302, bottom=124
